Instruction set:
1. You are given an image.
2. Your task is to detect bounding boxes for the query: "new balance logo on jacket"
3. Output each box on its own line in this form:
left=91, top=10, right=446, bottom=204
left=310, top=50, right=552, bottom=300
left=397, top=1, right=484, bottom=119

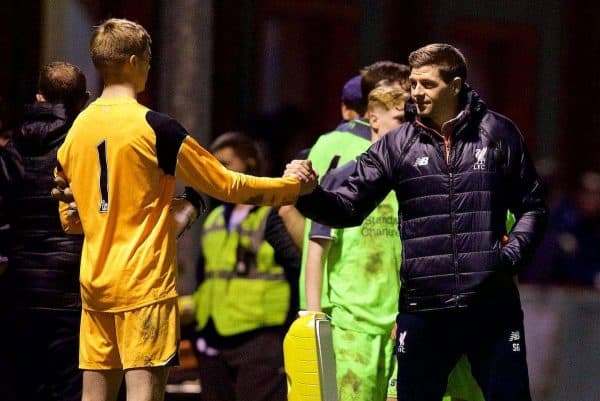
left=413, top=156, right=429, bottom=166
left=509, top=330, right=521, bottom=352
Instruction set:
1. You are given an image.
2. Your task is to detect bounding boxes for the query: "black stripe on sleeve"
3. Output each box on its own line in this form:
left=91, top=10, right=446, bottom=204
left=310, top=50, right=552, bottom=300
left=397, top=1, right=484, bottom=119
left=145, top=110, right=188, bottom=175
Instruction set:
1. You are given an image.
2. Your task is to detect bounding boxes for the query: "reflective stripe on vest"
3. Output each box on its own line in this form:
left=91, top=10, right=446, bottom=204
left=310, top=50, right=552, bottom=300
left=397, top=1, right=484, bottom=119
left=194, top=205, right=290, bottom=336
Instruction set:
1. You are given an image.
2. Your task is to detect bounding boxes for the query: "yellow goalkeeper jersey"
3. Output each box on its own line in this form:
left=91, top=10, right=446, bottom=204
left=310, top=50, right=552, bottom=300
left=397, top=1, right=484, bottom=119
left=57, top=97, right=300, bottom=312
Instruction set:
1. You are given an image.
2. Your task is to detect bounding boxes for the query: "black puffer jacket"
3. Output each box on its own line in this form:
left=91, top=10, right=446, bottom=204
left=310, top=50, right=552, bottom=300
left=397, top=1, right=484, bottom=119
left=297, top=86, right=547, bottom=312
left=9, top=102, right=83, bottom=310
left=0, top=137, right=24, bottom=259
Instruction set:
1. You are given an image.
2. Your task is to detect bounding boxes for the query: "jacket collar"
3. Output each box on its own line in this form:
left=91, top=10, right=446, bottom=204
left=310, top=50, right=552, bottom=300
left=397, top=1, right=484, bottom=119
left=16, top=102, right=71, bottom=156
left=407, top=84, right=487, bottom=140
left=334, top=117, right=371, bottom=142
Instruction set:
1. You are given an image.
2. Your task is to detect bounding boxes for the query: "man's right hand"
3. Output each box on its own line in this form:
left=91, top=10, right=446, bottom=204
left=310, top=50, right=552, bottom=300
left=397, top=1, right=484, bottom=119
left=51, top=176, right=74, bottom=203
left=284, top=159, right=318, bottom=195
left=51, top=176, right=78, bottom=217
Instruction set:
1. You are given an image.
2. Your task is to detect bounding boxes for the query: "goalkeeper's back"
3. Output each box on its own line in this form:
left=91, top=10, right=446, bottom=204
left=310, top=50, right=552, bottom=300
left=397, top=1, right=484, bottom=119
left=57, top=97, right=303, bottom=313
left=57, top=17, right=303, bottom=314
left=57, top=98, right=187, bottom=312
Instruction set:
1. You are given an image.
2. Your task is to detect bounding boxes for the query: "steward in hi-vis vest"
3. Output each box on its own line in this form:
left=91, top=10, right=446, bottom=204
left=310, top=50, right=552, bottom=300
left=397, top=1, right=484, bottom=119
left=194, top=205, right=290, bottom=336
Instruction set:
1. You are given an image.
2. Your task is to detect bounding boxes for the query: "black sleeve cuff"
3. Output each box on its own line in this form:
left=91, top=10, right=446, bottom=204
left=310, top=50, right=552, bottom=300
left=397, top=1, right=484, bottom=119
left=182, top=187, right=206, bottom=215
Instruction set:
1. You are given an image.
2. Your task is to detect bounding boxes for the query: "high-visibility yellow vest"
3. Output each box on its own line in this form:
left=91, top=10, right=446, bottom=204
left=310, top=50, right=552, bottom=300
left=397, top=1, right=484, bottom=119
left=194, top=205, right=290, bottom=336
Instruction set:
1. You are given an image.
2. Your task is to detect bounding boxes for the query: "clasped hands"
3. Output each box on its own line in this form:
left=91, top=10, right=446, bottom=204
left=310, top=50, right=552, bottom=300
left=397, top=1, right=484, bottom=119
left=283, top=159, right=318, bottom=195
left=51, top=176, right=78, bottom=216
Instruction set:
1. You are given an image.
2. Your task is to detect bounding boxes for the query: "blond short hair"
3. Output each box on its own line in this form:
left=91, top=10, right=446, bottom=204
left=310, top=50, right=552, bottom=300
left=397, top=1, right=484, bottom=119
left=90, top=18, right=151, bottom=72
left=367, top=85, right=410, bottom=112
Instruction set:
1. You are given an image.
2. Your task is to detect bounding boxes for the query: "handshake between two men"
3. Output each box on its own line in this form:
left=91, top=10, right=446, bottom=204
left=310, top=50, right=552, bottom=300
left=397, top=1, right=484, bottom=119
left=51, top=159, right=319, bottom=203
left=284, top=159, right=319, bottom=196
left=51, top=158, right=318, bottom=237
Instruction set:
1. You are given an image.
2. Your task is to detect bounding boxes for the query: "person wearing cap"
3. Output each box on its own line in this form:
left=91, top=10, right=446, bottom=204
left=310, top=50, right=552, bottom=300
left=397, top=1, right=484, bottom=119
left=292, top=63, right=408, bottom=401
left=276, top=74, right=371, bottom=251
left=340, top=75, right=362, bottom=121
left=305, top=82, right=408, bottom=401
left=298, top=62, right=410, bottom=313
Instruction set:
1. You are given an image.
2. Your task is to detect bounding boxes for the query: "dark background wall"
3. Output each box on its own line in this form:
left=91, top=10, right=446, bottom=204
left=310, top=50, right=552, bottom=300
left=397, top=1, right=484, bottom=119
left=3, top=0, right=596, bottom=180
left=0, top=1, right=41, bottom=129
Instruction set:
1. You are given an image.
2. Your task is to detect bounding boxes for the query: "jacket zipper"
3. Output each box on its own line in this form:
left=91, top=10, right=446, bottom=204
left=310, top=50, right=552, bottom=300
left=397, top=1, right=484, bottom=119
left=448, top=151, right=459, bottom=308
left=418, top=124, right=461, bottom=307
left=438, top=132, right=459, bottom=307
left=437, top=133, right=459, bottom=307
left=447, top=123, right=470, bottom=308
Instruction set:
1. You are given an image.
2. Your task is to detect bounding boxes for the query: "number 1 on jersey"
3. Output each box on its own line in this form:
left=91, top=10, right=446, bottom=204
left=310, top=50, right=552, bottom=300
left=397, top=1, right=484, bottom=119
left=97, top=140, right=109, bottom=212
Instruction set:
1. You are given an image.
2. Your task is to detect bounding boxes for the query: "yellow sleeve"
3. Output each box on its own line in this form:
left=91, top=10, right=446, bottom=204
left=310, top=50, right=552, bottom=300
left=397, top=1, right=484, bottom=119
left=175, top=136, right=301, bottom=205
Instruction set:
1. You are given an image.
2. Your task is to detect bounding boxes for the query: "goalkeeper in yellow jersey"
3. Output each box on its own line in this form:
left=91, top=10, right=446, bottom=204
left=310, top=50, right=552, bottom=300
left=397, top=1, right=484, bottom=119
left=54, top=18, right=316, bottom=401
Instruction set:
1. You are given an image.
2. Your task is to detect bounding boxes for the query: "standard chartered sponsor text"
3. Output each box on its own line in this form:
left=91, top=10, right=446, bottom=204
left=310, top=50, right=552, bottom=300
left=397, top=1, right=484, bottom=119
left=361, top=215, right=398, bottom=237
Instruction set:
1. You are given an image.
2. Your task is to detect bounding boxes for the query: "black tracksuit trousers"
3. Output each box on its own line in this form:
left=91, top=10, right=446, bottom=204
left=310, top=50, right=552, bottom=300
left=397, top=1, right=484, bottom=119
left=395, top=298, right=532, bottom=401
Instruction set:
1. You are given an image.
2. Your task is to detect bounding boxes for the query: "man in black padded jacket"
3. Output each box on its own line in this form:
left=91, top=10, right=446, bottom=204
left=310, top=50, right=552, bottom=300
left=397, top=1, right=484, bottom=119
left=290, top=44, right=547, bottom=401
left=8, top=61, right=89, bottom=401
left=0, top=97, right=24, bottom=401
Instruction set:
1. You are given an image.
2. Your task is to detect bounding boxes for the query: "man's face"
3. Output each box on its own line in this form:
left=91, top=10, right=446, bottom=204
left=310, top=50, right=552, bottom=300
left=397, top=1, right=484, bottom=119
left=370, top=103, right=405, bottom=136
left=213, top=146, right=249, bottom=174
left=409, top=65, right=459, bottom=125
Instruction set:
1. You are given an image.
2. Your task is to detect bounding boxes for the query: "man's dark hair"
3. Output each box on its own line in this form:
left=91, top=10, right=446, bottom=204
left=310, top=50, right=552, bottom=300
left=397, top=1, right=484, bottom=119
left=38, top=62, right=87, bottom=114
left=408, top=43, right=467, bottom=83
left=209, top=131, right=264, bottom=176
left=359, top=62, right=409, bottom=115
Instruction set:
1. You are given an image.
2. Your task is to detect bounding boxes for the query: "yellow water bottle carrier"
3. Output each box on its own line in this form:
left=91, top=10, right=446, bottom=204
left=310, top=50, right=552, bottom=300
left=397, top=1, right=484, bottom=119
left=283, top=311, right=338, bottom=401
